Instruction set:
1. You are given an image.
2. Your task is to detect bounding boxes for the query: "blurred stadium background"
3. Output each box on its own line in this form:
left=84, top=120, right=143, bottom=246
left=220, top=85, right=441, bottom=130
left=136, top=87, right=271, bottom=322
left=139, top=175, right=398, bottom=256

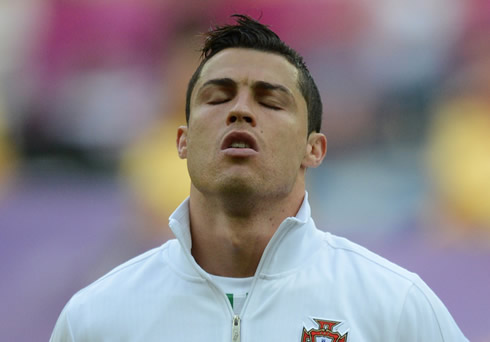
left=0, top=0, right=489, bottom=340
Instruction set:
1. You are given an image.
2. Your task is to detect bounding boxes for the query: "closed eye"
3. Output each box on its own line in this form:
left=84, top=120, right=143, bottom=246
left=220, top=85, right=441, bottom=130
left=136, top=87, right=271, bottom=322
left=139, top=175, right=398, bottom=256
left=208, top=98, right=230, bottom=105
left=260, top=102, right=282, bottom=110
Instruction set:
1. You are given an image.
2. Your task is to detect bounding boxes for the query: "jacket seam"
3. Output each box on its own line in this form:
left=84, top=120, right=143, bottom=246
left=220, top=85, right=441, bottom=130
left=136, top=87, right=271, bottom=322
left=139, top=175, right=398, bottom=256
left=412, top=282, right=446, bottom=339
left=395, top=283, right=415, bottom=338
left=323, top=235, right=417, bottom=284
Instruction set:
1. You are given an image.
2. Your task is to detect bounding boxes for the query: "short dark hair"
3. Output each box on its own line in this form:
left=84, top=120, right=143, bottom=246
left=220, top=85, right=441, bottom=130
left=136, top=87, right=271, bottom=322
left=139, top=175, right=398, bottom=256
left=185, top=14, right=323, bottom=134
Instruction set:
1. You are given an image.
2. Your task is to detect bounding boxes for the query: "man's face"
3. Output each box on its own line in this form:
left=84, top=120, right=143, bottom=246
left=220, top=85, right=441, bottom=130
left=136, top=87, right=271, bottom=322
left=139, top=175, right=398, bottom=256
left=178, top=48, right=313, bottom=199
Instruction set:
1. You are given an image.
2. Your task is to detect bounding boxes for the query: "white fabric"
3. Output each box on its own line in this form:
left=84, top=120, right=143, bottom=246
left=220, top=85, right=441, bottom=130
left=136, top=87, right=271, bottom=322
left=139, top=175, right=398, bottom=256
left=50, top=193, right=467, bottom=341
left=207, top=274, right=254, bottom=296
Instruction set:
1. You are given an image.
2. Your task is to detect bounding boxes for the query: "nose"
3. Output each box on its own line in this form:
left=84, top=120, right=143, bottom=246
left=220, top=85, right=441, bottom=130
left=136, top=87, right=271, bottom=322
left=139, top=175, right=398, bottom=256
left=226, top=92, right=257, bottom=127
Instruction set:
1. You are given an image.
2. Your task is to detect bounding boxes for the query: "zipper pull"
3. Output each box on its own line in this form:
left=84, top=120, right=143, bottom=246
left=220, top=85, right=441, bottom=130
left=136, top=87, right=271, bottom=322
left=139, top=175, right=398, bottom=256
left=232, top=315, right=241, bottom=342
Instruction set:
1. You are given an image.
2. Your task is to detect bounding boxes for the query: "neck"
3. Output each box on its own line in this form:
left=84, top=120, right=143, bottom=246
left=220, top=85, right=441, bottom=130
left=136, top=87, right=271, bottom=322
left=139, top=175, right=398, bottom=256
left=188, top=183, right=305, bottom=277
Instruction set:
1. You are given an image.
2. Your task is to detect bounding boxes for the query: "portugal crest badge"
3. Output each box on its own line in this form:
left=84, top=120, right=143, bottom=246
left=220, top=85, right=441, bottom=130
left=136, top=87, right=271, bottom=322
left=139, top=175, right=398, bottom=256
left=301, top=319, right=348, bottom=342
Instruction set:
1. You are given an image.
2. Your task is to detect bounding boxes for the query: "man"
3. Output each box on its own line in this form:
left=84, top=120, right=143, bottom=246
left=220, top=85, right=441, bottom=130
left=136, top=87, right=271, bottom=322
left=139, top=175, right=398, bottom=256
left=50, top=15, right=467, bottom=341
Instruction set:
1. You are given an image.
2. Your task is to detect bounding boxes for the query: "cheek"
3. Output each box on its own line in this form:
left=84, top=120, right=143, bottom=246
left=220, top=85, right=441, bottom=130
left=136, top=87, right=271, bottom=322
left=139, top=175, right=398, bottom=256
left=186, top=120, right=221, bottom=166
left=188, top=108, right=223, bottom=136
left=187, top=116, right=214, bottom=145
left=268, top=126, right=307, bottom=166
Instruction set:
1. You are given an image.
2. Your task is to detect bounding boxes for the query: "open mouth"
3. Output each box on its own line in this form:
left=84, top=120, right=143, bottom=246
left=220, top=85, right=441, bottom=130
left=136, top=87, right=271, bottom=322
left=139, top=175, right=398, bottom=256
left=221, top=131, right=259, bottom=153
left=229, top=141, right=251, bottom=149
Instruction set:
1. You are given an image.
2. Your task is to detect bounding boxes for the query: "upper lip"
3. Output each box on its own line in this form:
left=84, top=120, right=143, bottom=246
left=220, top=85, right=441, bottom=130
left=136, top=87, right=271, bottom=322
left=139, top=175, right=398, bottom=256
left=221, top=131, right=259, bottom=151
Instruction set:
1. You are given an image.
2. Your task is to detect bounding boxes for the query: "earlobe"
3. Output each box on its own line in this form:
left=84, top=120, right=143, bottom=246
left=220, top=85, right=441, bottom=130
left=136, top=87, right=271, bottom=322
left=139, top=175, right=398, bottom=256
left=177, top=126, right=188, bottom=159
left=302, top=132, right=327, bottom=168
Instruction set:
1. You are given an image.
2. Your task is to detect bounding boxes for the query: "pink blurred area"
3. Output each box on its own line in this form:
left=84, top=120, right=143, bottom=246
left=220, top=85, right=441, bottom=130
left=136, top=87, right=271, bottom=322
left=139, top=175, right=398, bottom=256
left=0, top=0, right=489, bottom=341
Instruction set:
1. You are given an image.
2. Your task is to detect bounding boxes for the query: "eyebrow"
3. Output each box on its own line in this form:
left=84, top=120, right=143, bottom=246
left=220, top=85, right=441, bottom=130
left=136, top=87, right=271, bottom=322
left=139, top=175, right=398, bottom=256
left=252, top=81, right=293, bottom=97
left=200, top=78, right=292, bottom=95
left=201, top=78, right=237, bottom=90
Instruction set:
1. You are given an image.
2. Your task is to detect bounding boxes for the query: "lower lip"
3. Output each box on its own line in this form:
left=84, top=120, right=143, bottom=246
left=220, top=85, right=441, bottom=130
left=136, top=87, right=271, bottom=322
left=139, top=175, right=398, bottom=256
left=221, top=148, right=258, bottom=157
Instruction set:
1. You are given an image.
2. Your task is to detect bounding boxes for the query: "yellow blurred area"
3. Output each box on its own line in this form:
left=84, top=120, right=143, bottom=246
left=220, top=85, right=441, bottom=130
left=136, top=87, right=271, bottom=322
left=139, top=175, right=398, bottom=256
left=427, top=97, right=490, bottom=227
left=120, top=117, right=190, bottom=225
left=0, top=97, right=16, bottom=190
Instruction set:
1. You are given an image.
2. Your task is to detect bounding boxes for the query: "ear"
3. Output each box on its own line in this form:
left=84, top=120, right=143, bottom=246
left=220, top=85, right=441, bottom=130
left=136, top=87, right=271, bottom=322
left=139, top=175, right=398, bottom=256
left=177, top=126, right=188, bottom=159
left=302, top=132, right=327, bottom=168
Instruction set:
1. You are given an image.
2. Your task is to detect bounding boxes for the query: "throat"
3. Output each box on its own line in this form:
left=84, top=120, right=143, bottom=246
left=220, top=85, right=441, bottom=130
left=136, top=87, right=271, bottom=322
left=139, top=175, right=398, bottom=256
left=188, top=187, right=303, bottom=278
left=191, top=220, right=274, bottom=278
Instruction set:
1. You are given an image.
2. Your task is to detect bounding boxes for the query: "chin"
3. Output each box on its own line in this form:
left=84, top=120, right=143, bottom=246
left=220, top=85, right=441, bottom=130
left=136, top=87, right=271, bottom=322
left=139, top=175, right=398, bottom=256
left=218, top=177, right=258, bottom=197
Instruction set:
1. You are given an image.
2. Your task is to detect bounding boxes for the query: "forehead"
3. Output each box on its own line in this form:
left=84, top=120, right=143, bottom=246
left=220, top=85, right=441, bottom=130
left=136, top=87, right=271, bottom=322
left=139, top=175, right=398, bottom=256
left=196, top=48, right=301, bottom=95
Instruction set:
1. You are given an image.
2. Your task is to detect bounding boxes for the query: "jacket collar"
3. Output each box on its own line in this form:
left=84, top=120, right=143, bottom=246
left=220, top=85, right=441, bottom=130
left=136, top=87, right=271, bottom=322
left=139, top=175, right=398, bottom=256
left=167, top=192, right=324, bottom=278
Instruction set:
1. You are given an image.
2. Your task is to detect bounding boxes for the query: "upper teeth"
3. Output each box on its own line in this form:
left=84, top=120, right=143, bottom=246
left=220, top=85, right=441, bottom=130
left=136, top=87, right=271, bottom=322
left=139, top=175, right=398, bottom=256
left=230, top=142, right=250, bottom=148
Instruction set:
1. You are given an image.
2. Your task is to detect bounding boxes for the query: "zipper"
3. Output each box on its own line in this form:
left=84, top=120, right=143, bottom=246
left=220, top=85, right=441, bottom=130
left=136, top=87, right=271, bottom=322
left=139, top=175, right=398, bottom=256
left=228, top=221, right=295, bottom=342
left=231, top=315, right=241, bottom=342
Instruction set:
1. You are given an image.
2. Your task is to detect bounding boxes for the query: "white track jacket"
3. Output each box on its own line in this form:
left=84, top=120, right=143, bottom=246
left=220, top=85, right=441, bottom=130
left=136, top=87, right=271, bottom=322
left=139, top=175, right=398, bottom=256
left=50, top=195, right=467, bottom=341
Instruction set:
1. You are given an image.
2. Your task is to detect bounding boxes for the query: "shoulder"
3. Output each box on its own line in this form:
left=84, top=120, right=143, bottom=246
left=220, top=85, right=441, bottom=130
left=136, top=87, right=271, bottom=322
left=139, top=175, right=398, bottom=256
left=69, top=240, right=176, bottom=308
left=319, top=233, right=467, bottom=340
left=50, top=240, right=181, bottom=340
left=50, top=241, right=177, bottom=340
left=315, top=232, right=424, bottom=314
left=322, top=232, right=419, bottom=283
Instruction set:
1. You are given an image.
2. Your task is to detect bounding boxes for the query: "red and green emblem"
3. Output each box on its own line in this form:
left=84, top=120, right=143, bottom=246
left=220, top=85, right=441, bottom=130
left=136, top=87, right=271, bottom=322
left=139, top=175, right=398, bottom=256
left=301, top=319, right=348, bottom=342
